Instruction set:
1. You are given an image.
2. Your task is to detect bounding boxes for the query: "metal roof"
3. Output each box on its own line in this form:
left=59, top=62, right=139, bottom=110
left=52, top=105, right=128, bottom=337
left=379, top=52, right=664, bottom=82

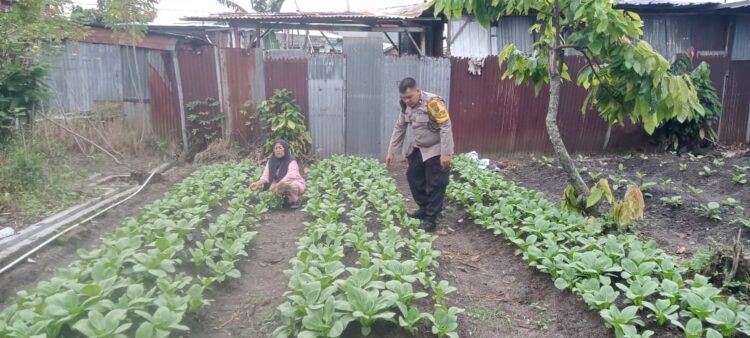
left=619, top=0, right=719, bottom=6
left=616, top=0, right=750, bottom=11
left=78, top=26, right=211, bottom=50
left=182, top=3, right=433, bottom=22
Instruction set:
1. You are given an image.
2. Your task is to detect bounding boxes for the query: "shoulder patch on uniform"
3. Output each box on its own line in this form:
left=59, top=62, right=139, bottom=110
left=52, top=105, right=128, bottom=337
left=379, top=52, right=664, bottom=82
left=427, top=98, right=449, bottom=124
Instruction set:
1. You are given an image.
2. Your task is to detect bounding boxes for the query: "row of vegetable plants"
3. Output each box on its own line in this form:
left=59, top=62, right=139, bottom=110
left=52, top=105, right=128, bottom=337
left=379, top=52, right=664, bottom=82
left=447, top=155, right=750, bottom=338
left=274, top=156, right=461, bottom=338
left=0, top=160, right=275, bottom=338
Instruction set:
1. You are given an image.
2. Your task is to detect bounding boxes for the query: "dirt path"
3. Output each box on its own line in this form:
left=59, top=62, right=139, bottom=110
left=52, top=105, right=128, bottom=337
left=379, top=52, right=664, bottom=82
left=389, top=161, right=611, bottom=338
left=0, top=165, right=197, bottom=307
left=186, top=208, right=306, bottom=337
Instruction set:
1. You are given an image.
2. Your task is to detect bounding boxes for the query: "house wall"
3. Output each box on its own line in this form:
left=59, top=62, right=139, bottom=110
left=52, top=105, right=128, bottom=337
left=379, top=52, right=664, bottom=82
left=47, top=41, right=182, bottom=140
left=448, top=13, right=750, bottom=145
left=45, top=23, right=749, bottom=156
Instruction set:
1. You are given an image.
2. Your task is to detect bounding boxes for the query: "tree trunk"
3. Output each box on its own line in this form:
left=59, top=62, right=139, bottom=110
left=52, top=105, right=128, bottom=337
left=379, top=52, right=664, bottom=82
left=546, top=49, right=590, bottom=200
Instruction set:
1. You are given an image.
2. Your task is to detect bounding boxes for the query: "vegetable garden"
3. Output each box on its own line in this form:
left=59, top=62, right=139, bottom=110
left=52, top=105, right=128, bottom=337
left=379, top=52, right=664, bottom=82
left=1, top=151, right=749, bottom=338
left=0, top=161, right=276, bottom=337
left=450, top=154, right=750, bottom=337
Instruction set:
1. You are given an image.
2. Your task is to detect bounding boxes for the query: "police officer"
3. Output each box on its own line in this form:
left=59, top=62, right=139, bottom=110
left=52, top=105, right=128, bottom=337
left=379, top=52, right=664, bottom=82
left=385, top=77, right=454, bottom=232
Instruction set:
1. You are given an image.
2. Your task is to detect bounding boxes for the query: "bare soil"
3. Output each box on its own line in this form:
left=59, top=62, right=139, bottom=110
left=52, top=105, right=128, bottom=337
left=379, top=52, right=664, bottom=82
left=491, top=149, right=750, bottom=258
left=389, top=161, right=612, bottom=338
left=185, top=209, right=306, bottom=337
left=0, top=164, right=196, bottom=307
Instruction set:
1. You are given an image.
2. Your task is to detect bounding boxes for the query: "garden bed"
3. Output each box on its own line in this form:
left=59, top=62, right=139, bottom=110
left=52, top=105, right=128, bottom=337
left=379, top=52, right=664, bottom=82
left=496, top=149, right=750, bottom=258
left=0, top=164, right=196, bottom=308
left=5, top=151, right=748, bottom=338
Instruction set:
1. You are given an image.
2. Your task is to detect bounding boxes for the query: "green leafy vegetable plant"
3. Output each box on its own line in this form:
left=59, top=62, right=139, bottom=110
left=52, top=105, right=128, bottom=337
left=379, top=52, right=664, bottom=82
left=697, top=202, right=722, bottom=221
left=732, top=173, right=747, bottom=185
left=660, top=196, right=682, bottom=208
left=688, top=185, right=704, bottom=195
left=699, top=166, right=715, bottom=177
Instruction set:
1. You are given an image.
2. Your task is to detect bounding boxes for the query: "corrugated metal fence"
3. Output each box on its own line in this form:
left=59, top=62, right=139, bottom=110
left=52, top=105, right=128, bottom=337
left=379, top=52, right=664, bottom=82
left=219, top=48, right=263, bottom=144
left=46, top=35, right=749, bottom=157
left=48, top=42, right=182, bottom=140
left=307, top=54, right=346, bottom=158
left=381, top=55, right=451, bottom=157
left=343, top=38, right=385, bottom=157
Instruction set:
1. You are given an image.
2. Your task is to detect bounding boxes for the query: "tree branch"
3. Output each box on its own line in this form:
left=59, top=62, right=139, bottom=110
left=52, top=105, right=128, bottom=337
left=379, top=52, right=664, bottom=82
left=578, top=47, right=621, bottom=101
left=38, top=113, right=125, bottom=166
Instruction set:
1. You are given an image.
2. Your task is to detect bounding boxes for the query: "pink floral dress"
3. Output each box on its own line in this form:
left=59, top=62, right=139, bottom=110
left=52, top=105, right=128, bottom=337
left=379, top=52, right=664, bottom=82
left=259, top=160, right=306, bottom=202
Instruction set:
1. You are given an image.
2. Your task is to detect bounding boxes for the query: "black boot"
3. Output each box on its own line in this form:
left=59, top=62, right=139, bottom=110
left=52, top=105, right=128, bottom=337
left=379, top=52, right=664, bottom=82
left=407, top=208, right=426, bottom=219
left=419, top=220, right=436, bottom=232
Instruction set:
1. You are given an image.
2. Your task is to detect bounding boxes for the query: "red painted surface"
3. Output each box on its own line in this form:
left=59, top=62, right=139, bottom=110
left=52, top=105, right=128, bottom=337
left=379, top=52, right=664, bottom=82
left=719, top=61, right=750, bottom=143
left=177, top=45, right=223, bottom=146
left=148, top=53, right=180, bottom=140
left=178, top=45, right=220, bottom=103
left=220, top=48, right=258, bottom=144
left=448, top=56, right=649, bottom=154
left=264, top=57, right=310, bottom=125
left=691, top=17, right=729, bottom=52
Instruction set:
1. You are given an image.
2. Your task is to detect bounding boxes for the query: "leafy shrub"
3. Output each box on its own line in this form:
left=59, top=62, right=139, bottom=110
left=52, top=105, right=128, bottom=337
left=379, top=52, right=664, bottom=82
left=561, top=179, right=644, bottom=228
left=0, top=145, right=46, bottom=192
left=652, top=55, right=722, bottom=151
left=253, top=89, right=312, bottom=159
left=0, top=63, right=49, bottom=143
left=686, top=248, right=716, bottom=274
left=185, top=97, right=224, bottom=151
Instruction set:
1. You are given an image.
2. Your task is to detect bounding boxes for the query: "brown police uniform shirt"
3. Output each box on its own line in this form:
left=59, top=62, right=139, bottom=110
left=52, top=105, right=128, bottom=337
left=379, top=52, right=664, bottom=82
left=388, top=90, right=455, bottom=162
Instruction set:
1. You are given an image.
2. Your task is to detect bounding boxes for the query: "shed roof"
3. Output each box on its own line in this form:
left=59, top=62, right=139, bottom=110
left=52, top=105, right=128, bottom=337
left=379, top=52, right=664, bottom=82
left=183, top=3, right=432, bottom=22
left=78, top=26, right=211, bottom=51
left=616, top=0, right=750, bottom=12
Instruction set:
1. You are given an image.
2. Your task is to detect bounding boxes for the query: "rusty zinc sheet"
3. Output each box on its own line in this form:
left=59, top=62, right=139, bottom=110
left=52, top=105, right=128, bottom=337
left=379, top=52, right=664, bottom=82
left=307, top=54, right=346, bottom=158
left=147, top=50, right=181, bottom=140
left=719, top=61, right=750, bottom=143
left=557, top=57, right=611, bottom=153
left=449, top=56, right=558, bottom=154
left=264, top=54, right=310, bottom=124
left=177, top=45, right=222, bottom=143
left=691, top=16, right=728, bottom=52
left=449, top=56, right=650, bottom=154
left=219, top=48, right=260, bottom=144
left=177, top=45, right=221, bottom=104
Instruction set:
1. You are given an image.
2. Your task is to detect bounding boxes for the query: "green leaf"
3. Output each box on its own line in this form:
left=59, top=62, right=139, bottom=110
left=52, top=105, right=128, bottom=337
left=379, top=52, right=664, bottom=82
left=135, top=322, right=155, bottom=338
left=81, top=284, right=102, bottom=297
left=643, top=114, right=658, bottom=135
left=586, top=186, right=604, bottom=208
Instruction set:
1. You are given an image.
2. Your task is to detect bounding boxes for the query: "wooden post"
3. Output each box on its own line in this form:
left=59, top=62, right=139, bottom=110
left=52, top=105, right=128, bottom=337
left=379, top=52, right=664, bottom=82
left=172, top=50, right=189, bottom=154
left=420, top=32, right=426, bottom=56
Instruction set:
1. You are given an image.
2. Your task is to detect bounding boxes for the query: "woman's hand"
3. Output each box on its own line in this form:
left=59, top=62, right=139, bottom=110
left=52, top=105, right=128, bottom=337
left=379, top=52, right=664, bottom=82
left=249, top=180, right=263, bottom=190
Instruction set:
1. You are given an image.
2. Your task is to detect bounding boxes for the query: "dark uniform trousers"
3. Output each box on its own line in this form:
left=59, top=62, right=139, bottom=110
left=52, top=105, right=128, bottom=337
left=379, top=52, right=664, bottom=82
left=406, top=148, right=450, bottom=223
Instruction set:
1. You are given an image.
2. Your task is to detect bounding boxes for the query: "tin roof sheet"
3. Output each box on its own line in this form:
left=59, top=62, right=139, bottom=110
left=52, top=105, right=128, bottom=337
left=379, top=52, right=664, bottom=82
left=183, top=3, right=431, bottom=22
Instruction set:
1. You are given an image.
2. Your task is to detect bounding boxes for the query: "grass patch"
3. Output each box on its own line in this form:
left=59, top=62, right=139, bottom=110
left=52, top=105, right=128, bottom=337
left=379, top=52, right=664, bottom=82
left=527, top=302, right=550, bottom=331
left=465, top=304, right=515, bottom=330
left=0, top=139, right=97, bottom=224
